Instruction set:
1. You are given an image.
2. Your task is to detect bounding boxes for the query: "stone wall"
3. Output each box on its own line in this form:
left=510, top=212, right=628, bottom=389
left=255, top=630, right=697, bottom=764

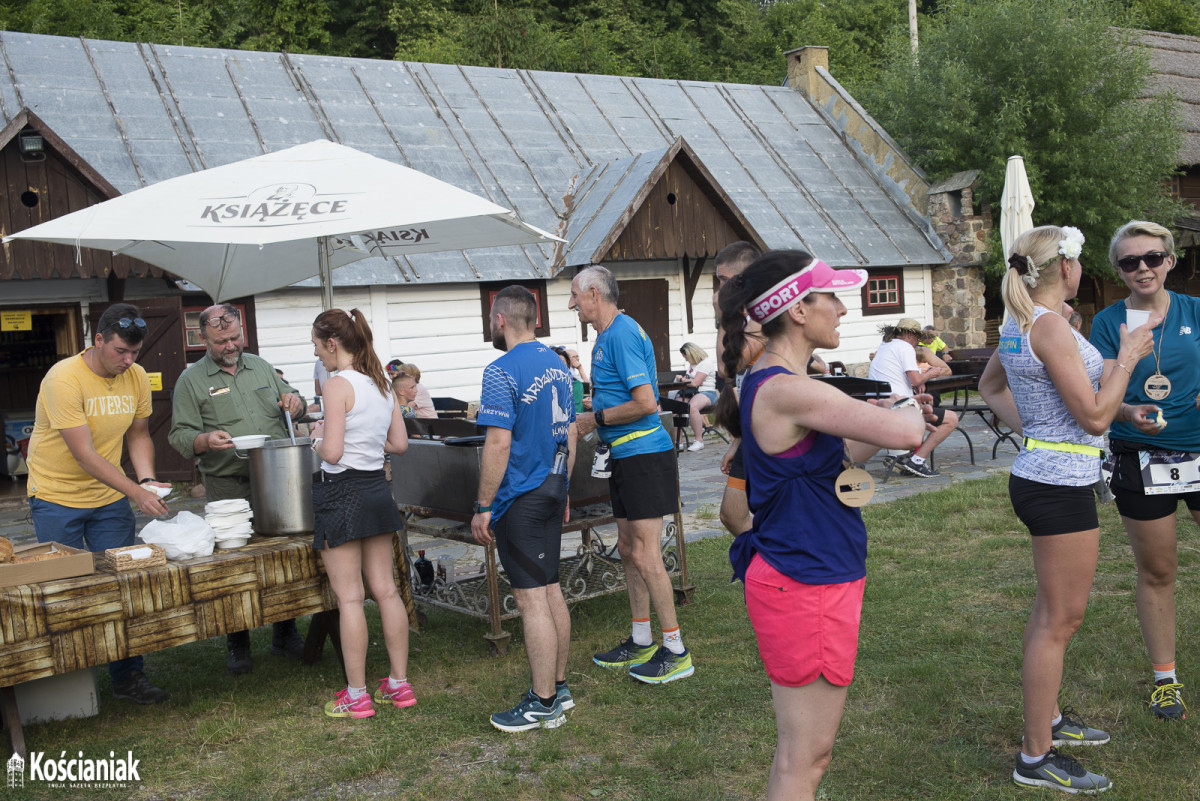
left=927, top=185, right=990, bottom=350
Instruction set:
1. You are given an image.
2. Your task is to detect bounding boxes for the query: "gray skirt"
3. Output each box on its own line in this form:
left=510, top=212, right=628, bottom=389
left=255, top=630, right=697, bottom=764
left=312, top=469, right=403, bottom=550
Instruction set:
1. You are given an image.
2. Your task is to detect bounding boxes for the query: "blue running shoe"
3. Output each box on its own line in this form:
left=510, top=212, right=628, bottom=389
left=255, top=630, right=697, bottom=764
left=593, top=637, right=656, bottom=669
left=629, top=646, right=694, bottom=684
left=490, top=690, right=565, bottom=732
left=556, top=682, right=575, bottom=711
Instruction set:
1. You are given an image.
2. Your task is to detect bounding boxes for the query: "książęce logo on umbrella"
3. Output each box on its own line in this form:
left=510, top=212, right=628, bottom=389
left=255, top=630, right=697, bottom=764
left=197, top=183, right=355, bottom=226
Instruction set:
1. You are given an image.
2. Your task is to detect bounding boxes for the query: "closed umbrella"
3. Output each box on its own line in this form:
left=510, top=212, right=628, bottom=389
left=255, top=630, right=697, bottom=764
left=4, top=140, right=562, bottom=307
left=1000, top=155, right=1035, bottom=261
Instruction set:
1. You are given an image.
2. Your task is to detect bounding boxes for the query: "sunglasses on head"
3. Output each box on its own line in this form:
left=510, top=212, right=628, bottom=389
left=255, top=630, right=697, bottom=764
left=1116, top=251, right=1169, bottom=273
left=201, top=312, right=239, bottom=328
left=102, top=317, right=147, bottom=333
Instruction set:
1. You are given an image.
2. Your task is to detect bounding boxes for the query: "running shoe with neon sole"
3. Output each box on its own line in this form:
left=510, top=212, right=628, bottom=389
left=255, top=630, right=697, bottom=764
left=1052, top=708, right=1110, bottom=746
left=593, top=637, right=657, bottom=669
left=324, top=688, right=375, bottom=719
left=1012, top=748, right=1111, bottom=794
left=629, top=646, right=694, bottom=684
left=556, top=682, right=575, bottom=711
left=490, top=690, right=565, bottom=732
left=1149, top=679, right=1186, bottom=720
left=374, top=678, right=417, bottom=708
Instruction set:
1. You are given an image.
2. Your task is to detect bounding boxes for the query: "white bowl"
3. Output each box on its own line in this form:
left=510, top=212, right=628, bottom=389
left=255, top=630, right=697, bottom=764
left=231, top=435, right=269, bottom=450
left=206, top=510, right=253, bottom=524
left=215, top=537, right=249, bottom=549
left=213, top=521, right=254, bottom=538
left=205, top=499, right=250, bottom=514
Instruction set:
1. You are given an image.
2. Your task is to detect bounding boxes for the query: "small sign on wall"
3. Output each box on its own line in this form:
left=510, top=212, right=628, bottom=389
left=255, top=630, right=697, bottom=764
left=1, top=310, right=32, bottom=331
left=147, top=372, right=163, bottom=392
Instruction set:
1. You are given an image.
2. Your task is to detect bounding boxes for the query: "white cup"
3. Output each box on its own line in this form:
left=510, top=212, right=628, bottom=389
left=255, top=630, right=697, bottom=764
left=1126, top=308, right=1150, bottom=330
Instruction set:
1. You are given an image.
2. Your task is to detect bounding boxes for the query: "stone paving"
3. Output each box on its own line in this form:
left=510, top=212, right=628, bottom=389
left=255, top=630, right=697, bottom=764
left=0, top=413, right=1018, bottom=565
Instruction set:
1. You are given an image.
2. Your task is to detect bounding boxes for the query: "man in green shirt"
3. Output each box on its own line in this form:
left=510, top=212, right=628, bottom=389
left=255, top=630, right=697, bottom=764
left=168, top=303, right=307, bottom=675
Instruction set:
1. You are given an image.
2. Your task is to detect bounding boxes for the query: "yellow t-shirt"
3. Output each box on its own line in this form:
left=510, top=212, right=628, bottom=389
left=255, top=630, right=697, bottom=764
left=26, top=350, right=153, bottom=508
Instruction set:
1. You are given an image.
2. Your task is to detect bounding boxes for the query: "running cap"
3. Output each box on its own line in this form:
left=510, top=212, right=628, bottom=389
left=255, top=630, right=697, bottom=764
left=748, top=260, right=868, bottom=324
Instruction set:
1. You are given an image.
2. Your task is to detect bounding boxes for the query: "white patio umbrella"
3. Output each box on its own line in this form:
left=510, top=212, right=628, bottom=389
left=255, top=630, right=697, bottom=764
left=4, top=140, right=562, bottom=307
left=1000, top=155, right=1035, bottom=261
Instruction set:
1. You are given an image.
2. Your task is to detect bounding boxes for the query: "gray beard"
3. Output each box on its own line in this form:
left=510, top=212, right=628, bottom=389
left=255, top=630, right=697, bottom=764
left=213, top=351, right=240, bottom=368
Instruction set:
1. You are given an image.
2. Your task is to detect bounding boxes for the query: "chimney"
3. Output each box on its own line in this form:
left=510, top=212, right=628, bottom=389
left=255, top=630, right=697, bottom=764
left=784, top=46, right=828, bottom=98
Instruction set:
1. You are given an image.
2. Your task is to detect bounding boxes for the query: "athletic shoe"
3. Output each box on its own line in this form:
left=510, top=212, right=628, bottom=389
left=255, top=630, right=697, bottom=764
left=895, top=454, right=939, bottom=478
left=882, top=454, right=897, bottom=470
left=112, top=670, right=170, bottom=705
left=593, top=637, right=657, bottom=669
left=556, top=682, right=575, bottom=711
left=1052, top=707, right=1110, bottom=746
left=629, top=646, right=694, bottom=684
left=1149, top=679, right=1186, bottom=720
left=374, top=678, right=417, bottom=708
left=324, top=687, right=375, bottom=719
left=687, top=441, right=705, bottom=452
left=490, top=690, right=565, bottom=732
left=1012, top=748, right=1111, bottom=794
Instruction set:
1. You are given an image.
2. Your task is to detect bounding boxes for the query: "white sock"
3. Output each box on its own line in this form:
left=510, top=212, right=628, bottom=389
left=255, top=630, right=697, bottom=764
left=909, top=454, right=926, bottom=465
left=1154, top=668, right=1178, bottom=684
left=662, top=626, right=685, bottom=655
left=1020, top=750, right=1047, bottom=766
left=387, top=676, right=407, bottom=689
left=1050, top=713, right=1062, bottom=728
left=346, top=685, right=367, bottom=700
left=632, top=618, right=652, bottom=647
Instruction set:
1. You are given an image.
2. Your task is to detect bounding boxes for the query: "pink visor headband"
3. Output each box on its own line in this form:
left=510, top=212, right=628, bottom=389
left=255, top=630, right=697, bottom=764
left=748, top=260, right=868, bottom=324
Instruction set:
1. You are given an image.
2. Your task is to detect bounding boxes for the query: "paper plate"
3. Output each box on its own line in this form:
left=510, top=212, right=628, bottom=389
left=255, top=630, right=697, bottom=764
left=231, top=435, right=269, bottom=450
left=205, top=510, right=253, bottom=524
left=205, top=499, right=250, bottom=514
left=215, top=537, right=250, bottom=549
left=213, top=521, right=254, bottom=538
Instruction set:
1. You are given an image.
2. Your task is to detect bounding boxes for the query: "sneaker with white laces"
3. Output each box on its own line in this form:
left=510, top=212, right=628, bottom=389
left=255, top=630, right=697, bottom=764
left=629, top=646, right=694, bottom=684
left=1051, top=707, right=1110, bottom=746
left=374, top=677, right=417, bottom=708
left=1012, top=748, right=1111, bottom=794
left=593, top=637, right=657, bottom=669
left=1149, top=679, right=1186, bottom=720
left=324, top=687, right=375, bottom=719
left=687, top=441, right=705, bottom=452
left=895, top=454, right=939, bottom=478
left=490, top=690, right=565, bottom=732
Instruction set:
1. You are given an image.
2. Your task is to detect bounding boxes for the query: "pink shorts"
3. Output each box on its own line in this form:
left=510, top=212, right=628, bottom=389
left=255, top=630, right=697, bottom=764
left=743, top=554, right=865, bottom=687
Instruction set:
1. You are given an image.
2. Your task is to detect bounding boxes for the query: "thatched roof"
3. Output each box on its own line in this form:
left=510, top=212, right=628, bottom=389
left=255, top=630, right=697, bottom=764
left=1142, top=30, right=1200, bottom=166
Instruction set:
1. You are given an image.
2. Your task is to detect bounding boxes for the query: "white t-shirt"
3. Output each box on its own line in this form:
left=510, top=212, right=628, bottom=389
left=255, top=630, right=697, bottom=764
left=868, top=338, right=918, bottom=397
left=686, top=356, right=718, bottom=394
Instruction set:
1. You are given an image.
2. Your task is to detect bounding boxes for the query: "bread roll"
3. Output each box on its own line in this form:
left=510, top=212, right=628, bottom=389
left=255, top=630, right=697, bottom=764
left=0, top=536, right=12, bottom=564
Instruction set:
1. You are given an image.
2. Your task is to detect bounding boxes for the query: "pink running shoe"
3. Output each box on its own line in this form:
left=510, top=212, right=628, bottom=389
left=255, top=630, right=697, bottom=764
left=324, top=687, right=375, bottom=719
left=374, top=678, right=417, bottom=708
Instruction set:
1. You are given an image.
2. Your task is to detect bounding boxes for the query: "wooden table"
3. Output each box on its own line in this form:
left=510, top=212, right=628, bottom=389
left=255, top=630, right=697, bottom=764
left=0, top=534, right=417, bottom=758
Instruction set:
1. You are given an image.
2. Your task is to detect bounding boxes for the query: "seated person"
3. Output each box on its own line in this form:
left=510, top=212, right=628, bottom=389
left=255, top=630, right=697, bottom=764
left=392, top=365, right=437, bottom=419
left=920, top=325, right=953, bottom=361
left=674, top=342, right=718, bottom=452
left=867, top=318, right=959, bottom=478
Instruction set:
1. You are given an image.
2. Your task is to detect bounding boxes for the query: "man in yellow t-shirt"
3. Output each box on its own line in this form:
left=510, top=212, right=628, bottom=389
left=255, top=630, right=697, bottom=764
left=26, top=303, right=172, bottom=705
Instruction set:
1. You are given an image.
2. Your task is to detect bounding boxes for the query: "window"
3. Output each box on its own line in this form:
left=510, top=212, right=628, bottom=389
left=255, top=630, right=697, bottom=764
left=479, top=280, right=550, bottom=342
left=861, top=271, right=904, bottom=317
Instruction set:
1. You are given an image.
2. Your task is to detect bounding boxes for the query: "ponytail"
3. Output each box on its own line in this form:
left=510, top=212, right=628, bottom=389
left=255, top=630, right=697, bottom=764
left=312, top=308, right=390, bottom=396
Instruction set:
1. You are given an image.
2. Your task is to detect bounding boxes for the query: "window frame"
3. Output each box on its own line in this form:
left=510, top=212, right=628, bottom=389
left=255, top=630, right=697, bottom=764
left=479, top=279, right=550, bottom=342
left=860, top=270, right=905, bottom=317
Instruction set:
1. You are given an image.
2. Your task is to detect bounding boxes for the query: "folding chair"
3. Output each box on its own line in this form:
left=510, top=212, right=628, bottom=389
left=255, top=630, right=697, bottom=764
left=658, top=397, right=693, bottom=451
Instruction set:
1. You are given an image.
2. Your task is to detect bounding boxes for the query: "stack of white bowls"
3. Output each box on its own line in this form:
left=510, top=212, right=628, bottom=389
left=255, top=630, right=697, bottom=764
left=205, top=499, right=254, bottom=549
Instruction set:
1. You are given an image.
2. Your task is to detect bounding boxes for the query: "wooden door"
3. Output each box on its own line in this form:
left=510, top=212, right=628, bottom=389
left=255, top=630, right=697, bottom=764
left=89, top=298, right=192, bottom=482
left=616, top=278, right=671, bottom=376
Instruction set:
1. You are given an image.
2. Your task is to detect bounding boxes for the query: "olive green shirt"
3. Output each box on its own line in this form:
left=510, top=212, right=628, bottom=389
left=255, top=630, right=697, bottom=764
left=168, top=352, right=302, bottom=477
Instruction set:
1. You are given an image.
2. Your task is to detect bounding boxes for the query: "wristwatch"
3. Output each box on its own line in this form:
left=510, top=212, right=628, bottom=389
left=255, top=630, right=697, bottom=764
left=472, top=501, right=492, bottom=514
left=892, top=397, right=920, bottom=411
left=138, top=477, right=159, bottom=485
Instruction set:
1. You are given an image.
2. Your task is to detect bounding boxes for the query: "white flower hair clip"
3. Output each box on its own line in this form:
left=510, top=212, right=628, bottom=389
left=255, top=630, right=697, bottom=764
left=1058, top=226, right=1084, bottom=260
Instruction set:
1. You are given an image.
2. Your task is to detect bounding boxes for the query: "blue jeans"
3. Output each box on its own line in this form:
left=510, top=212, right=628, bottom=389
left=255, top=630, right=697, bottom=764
left=29, top=496, right=144, bottom=685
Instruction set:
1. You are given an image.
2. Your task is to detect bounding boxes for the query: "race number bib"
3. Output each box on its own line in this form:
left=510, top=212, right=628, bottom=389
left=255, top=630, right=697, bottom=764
left=1140, top=450, right=1200, bottom=495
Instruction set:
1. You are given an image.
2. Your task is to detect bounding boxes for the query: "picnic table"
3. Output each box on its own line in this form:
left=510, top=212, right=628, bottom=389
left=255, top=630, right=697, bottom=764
left=923, top=373, right=1020, bottom=460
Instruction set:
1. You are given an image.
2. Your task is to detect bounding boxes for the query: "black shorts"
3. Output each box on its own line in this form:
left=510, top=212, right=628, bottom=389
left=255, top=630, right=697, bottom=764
left=930, top=406, right=948, bottom=425
left=1009, top=474, right=1098, bottom=536
left=1108, top=449, right=1200, bottom=522
left=609, top=449, right=679, bottom=521
left=493, top=473, right=568, bottom=589
left=728, top=442, right=745, bottom=482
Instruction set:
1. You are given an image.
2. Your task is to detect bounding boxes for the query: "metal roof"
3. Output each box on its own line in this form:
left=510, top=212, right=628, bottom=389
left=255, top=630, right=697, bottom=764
left=0, top=31, right=949, bottom=286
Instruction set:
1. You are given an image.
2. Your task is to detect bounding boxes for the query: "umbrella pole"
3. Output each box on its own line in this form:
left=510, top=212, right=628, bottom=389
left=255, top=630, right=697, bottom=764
left=319, top=236, right=334, bottom=311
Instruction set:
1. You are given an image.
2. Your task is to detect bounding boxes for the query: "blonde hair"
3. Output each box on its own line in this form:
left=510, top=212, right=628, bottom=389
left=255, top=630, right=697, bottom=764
left=396, top=363, right=422, bottom=382
left=1001, top=225, right=1070, bottom=334
left=1109, top=220, right=1174, bottom=267
left=679, top=342, right=708, bottom=365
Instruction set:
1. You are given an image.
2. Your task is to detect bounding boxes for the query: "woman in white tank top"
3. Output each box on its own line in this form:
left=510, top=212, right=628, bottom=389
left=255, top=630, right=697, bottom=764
left=310, top=308, right=414, bottom=720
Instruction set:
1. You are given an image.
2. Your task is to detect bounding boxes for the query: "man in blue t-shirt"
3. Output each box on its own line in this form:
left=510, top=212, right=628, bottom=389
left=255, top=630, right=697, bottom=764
left=472, top=286, right=577, bottom=732
left=569, top=265, right=693, bottom=685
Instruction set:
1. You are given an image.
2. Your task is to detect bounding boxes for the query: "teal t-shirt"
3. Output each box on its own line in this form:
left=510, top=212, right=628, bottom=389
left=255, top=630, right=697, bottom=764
left=1090, top=291, right=1200, bottom=451
left=591, top=314, right=672, bottom=458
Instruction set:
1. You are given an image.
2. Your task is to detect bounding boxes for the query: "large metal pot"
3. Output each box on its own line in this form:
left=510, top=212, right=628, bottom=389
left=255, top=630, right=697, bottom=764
left=248, top=437, right=320, bottom=535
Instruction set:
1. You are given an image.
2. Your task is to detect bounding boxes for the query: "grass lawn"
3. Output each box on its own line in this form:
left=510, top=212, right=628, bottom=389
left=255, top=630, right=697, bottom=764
left=8, top=473, right=1199, bottom=800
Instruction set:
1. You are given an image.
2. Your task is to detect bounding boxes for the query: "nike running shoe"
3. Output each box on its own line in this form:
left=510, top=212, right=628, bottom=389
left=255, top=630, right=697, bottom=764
left=1149, top=679, right=1186, bottom=720
left=1012, top=748, right=1111, bottom=794
left=629, top=646, right=694, bottom=684
left=593, top=637, right=657, bottom=669
left=1052, top=708, right=1110, bottom=746
left=896, top=454, right=940, bottom=478
left=556, top=682, right=575, bottom=711
left=324, top=687, right=375, bottom=719
left=490, top=690, right=565, bottom=732
left=374, top=678, right=417, bottom=709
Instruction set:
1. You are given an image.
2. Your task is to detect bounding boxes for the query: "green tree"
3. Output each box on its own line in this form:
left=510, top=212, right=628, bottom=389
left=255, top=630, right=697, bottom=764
left=864, top=0, right=1184, bottom=277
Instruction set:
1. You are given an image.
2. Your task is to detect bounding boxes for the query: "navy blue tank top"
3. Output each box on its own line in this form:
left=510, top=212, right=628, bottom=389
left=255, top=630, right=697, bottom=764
left=730, top=366, right=868, bottom=584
